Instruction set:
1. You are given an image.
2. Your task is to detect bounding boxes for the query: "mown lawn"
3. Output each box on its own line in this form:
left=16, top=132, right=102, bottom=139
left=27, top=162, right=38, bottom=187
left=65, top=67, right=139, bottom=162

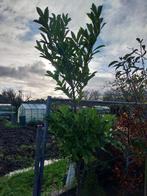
left=0, top=160, right=67, bottom=196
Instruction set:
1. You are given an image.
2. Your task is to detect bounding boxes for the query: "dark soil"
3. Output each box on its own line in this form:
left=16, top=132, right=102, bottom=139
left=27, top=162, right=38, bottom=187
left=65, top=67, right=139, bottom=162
left=59, top=187, right=143, bottom=196
left=59, top=188, right=76, bottom=196
left=0, top=123, right=59, bottom=176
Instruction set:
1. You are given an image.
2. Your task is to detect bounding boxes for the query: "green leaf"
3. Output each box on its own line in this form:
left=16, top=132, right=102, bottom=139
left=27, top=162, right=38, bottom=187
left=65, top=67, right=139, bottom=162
left=35, top=40, right=43, bottom=52
left=108, top=61, right=118, bottom=67
left=46, top=70, right=54, bottom=78
left=136, top=37, right=141, bottom=43
left=71, top=31, right=77, bottom=42
left=87, top=23, right=93, bottom=35
left=116, top=71, right=121, bottom=77
left=40, top=33, right=47, bottom=42
left=44, top=7, right=49, bottom=20
left=101, top=22, right=106, bottom=29
left=93, top=45, right=105, bottom=52
left=36, top=7, right=44, bottom=17
left=97, top=5, right=103, bottom=17
left=87, top=12, right=95, bottom=25
left=44, top=7, right=49, bottom=18
left=77, top=28, right=84, bottom=42
left=33, top=19, right=41, bottom=25
left=91, top=3, right=97, bottom=15
left=39, top=26, right=49, bottom=34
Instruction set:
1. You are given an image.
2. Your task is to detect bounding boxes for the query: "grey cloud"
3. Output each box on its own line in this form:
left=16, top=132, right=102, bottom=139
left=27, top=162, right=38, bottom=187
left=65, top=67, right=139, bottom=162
left=0, top=61, right=46, bottom=79
left=86, top=74, right=114, bottom=94
left=102, top=0, right=147, bottom=43
left=0, top=0, right=147, bottom=99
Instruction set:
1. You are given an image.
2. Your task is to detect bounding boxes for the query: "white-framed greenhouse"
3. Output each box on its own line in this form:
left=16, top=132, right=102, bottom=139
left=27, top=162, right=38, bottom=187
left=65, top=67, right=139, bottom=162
left=17, top=104, right=46, bottom=123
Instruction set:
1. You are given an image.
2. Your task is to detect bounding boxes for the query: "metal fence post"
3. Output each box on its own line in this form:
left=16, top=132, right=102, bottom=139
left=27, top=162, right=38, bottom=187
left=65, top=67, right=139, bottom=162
left=33, top=96, right=52, bottom=196
left=38, top=96, right=52, bottom=186
left=33, top=125, right=43, bottom=196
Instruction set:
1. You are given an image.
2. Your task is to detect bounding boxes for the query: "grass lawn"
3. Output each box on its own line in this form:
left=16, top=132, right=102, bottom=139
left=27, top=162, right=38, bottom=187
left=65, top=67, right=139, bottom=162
left=0, top=160, right=67, bottom=196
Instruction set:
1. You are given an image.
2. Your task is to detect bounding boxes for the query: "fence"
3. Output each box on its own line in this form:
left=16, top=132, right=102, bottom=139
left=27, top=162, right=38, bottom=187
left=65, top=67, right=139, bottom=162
left=33, top=96, right=147, bottom=196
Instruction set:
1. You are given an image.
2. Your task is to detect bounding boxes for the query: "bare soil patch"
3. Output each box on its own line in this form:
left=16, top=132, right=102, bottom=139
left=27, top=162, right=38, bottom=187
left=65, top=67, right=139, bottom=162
left=0, top=123, right=59, bottom=176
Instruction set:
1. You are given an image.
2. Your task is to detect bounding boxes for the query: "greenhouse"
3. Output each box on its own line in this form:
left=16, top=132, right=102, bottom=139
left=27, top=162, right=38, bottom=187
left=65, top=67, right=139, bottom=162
left=94, top=106, right=110, bottom=114
left=0, top=104, right=15, bottom=120
left=17, top=104, right=46, bottom=124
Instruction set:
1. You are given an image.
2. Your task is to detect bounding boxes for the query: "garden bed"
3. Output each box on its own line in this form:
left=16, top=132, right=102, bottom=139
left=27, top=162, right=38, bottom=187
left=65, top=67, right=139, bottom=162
left=0, top=122, right=59, bottom=176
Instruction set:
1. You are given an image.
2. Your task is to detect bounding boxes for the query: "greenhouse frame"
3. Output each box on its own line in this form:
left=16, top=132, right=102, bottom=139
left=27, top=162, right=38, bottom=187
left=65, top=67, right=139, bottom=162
left=17, top=104, right=46, bottom=124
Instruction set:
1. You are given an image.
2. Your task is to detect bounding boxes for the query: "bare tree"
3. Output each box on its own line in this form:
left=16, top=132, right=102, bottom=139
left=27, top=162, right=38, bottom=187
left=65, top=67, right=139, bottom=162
left=1, top=88, right=31, bottom=112
left=103, top=88, right=124, bottom=101
left=82, top=90, right=100, bottom=100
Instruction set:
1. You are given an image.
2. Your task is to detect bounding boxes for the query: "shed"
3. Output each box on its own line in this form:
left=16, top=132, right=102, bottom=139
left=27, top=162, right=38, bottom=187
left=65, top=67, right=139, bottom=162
left=17, top=104, right=46, bottom=124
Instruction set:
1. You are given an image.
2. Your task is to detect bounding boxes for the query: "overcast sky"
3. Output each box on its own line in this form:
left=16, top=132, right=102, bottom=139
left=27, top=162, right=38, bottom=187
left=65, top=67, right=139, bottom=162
left=0, top=0, right=147, bottom=99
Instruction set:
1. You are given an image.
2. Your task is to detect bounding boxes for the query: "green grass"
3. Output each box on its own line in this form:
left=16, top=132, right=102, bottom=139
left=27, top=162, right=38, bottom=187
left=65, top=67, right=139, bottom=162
left=0, top=160, right=67, bottom=196
left=2, top=119, right=19, bottom=129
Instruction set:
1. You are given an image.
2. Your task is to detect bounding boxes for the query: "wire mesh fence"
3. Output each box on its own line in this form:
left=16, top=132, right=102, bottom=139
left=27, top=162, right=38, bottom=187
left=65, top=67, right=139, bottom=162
left=33, top=96, right=147, bottom=196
